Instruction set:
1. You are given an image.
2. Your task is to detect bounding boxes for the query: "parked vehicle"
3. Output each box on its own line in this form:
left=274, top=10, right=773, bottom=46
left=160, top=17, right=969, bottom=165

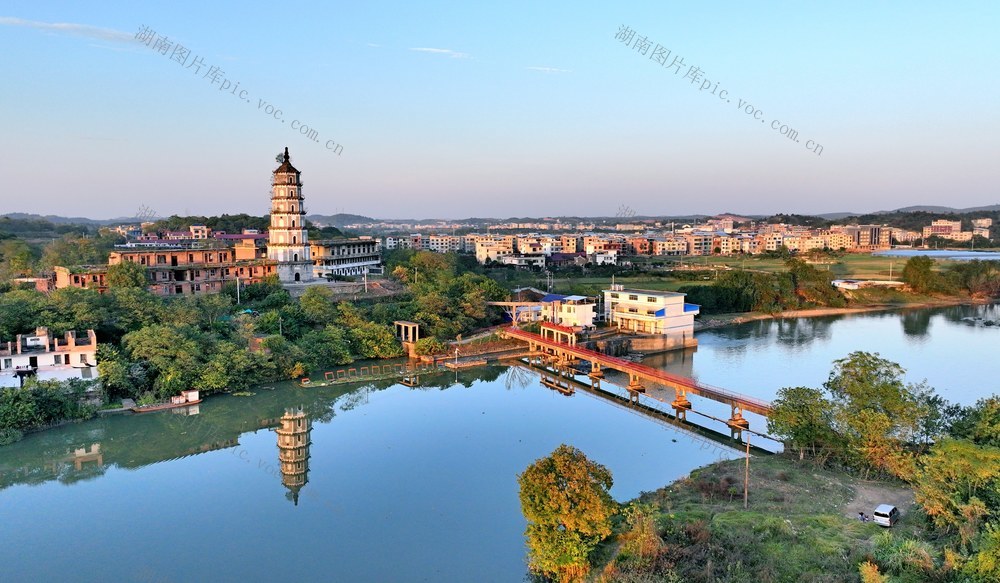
left=873, top=504, right=900, bottom=527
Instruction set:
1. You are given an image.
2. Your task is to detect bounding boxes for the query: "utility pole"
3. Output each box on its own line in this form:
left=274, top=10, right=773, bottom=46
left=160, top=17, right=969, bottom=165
left=364, top=271, right=368, bottom=294
left=744, top=434, right=751, bottom=510
left=236, top=276, right=241, bottom=304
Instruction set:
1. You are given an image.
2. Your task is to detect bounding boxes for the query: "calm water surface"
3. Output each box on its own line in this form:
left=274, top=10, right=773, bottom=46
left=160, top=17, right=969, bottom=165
left=1, top=304, right=996, bottom=582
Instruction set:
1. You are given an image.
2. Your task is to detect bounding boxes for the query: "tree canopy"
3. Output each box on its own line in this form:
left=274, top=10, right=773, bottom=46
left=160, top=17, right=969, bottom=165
left=518, top=444, right=617, bottom=582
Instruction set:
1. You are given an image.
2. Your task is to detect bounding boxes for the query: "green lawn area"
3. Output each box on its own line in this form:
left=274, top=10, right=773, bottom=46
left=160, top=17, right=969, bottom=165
left=601, top=455, right=934, bottom=582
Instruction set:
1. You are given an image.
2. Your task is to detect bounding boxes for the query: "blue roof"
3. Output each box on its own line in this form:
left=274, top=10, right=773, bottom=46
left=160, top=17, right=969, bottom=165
left=684, top=303, right=701, bottom=312
left=540, top=294, right=568, bottom=303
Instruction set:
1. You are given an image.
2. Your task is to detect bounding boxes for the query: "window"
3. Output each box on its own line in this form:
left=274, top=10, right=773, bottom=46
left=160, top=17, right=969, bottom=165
left=54, top=355, right=62, bottom=365
left=647, top=297, right=657, bottom=302
left=3, top=358, right=11, bottom=369
left=79, top=354, right=87, bottom=364
left=610, top=293, right=619, bottom=299
left=629, top=294, right=638, bottom=301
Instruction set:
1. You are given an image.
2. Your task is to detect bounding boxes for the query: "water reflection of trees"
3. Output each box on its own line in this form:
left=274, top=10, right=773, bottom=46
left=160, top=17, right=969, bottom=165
left=900, top=309, right=932, bottom=337
left=0, top=364, right=518, bottom=492
left=709, top=316, right=836, bottom=349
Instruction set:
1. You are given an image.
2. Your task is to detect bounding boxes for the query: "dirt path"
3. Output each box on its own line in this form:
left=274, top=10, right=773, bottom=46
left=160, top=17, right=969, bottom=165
left=842, top=480, right=915, bottom=521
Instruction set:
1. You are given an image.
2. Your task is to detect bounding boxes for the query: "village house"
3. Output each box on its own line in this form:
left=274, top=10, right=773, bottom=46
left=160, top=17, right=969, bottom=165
left=0, top=327, right=99, bottom=387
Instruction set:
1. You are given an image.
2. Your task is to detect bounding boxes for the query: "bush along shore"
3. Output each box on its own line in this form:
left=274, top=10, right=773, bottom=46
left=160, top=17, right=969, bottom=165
left=519, top=353, right=1000, bottom=583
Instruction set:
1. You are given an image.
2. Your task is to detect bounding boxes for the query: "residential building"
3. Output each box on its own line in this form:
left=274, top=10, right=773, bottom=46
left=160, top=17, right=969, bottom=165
left=107, top=248, right=277, bottom=296
left=189, top=225, right=211, bottom=240
left=54, top=266, right=108, bottom=293
left=500, top=254, right=546, bottom=268
left=1, top=327, right=99, bottom=387
left=603, top=285, right=700, bottom=348
left=588, top=250, right=618, bottom=265
left=836, top=225, right=891, bottom=251
left=972, top=218, right=992, bottom=239
left=311, top=237, right=381, bottom=277
left=540, top=294, right=596, bottom=329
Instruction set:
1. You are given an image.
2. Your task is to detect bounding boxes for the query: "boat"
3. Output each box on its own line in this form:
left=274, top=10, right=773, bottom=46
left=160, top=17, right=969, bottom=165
left=131, top=390, right=202, bottom=413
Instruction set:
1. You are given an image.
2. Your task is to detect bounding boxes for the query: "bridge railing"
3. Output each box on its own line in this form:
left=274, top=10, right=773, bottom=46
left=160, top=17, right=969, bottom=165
left=505, top=327, right=771, bottom=412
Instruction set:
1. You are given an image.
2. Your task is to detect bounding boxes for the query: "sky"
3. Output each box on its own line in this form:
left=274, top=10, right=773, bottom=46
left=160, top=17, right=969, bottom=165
left=1, top=2, right=998, bottom=220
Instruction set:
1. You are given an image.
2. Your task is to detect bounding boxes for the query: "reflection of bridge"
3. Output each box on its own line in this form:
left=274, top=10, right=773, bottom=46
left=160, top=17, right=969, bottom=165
left=502, top=326, right=772, bottom=435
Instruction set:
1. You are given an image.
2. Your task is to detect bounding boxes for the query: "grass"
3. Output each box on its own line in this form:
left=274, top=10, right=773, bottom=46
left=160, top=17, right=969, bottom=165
left=598, top=455, right=935, bottom=583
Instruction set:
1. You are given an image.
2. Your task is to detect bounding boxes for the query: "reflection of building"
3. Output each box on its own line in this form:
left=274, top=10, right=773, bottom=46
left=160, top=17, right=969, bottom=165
left=69, top=443, right=104, bottom=470
left=276, top=407, right=311, bottom=505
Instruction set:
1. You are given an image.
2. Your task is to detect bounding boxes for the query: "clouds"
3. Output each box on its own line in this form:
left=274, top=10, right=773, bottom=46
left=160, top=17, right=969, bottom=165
left=0, top=16, right=132, bottom=43
left=408, top=47, right=470, bottom=59
left=526, top=66, right=571, bottom=74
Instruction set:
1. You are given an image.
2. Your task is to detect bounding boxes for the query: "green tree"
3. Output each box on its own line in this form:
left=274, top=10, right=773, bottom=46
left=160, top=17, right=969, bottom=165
left=299, top=286, right=338, bottom=325
left=914, top=439, right=1000, bottom=545
left=106, top=261, right=149, bottom=289
left=767, top=386, right=836, bottom=460
left=347, top=321, right=403, bottom=359
left=518, top=444, right=617, bottom=582
left=413, top=337, right=447, bottom=356
left=824, top=351, right=925, bottom=477
left=901, top=256, right=938, bottom=293
left=965, top=522, right=1000, bottom=581
left=297, top=326, right=353, bottom=369
left=196, top=341, right=263, bottom=392
left=123, top=324, right=205, bottom=397
left=0, top=239, right=38, bottom=280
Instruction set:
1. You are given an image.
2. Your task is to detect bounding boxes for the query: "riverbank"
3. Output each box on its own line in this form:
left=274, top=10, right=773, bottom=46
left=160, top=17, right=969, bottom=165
left=695, top=295, right=989, bottom=332
left=597, top=455, right=922, bottom=582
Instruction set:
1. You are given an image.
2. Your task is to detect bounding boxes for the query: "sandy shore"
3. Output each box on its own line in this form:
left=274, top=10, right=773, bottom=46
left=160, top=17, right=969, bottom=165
left=694, top=297, right=989, bottom=331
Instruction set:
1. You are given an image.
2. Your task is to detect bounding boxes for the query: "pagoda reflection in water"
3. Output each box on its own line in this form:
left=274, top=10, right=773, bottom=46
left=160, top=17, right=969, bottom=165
left=275, top=407, right=311, bottom=505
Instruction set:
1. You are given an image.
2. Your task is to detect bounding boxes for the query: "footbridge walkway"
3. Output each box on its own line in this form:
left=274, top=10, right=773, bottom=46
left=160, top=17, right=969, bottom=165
left=501, top=326, right=772, bottom=434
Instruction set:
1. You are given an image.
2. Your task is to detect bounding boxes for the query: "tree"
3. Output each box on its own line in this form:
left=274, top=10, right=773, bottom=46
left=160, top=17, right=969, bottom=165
left=123, top=324, right=206, bottom=397
left=824, top=351, right=925, bottom=477
left=299, top=286, right=338, bottom=325
left=106, top=261, right=149, bottom=289
left=767, top=386, right=836, bottom=460
left=518, top=444, right=617, bottom=582
left=964, top=522, right=1000, bottom=581
left=913, top=439, right=1000, bottom=545
left=413, top=337, right=447, bottom=356
left=901, top=256, right=938, bottom=293
left=296, top=326, right=353, bottom=369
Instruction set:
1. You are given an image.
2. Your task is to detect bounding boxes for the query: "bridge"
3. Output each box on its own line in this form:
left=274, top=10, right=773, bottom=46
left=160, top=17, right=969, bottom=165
left=501, top=325, right=772, bottom=435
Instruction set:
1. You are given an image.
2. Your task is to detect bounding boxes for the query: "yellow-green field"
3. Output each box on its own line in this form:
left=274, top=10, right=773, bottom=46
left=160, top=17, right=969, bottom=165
left=537, top=254, right=944, bottom=296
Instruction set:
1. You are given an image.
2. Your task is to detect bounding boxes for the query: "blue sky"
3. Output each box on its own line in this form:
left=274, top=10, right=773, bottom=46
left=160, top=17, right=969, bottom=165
left=1, top=2, right=998, bottom=220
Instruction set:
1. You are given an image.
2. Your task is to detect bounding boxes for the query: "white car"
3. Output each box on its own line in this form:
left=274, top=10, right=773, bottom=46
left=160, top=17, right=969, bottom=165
left=873, top=504, right=900, bottom=527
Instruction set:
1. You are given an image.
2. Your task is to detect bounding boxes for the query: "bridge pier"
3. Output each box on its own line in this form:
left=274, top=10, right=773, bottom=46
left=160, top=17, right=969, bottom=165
left=727, top=404, right=750, bottom=439
left=627, top=373, right=645, bottom=404
left=671, top=388, right=692, bottom=420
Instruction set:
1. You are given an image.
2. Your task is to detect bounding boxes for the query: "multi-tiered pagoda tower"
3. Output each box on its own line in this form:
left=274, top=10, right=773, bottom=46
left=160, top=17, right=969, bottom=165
left=267, top=147, right=313, bottom=283
left=276, top=407, right=311, bottom=505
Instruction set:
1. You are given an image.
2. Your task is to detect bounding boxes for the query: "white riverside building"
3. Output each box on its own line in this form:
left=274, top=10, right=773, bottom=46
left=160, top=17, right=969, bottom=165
left=267, top=147, right=314, bottom=284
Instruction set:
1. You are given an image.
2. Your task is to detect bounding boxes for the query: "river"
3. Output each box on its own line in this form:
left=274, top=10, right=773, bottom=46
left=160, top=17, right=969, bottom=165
left=0, top=303, right=996, bottom=582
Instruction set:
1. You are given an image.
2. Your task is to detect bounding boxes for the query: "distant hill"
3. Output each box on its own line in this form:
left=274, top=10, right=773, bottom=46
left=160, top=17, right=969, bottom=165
left=816, top=212, right=859, bottom=220
left=306, top=213, right=376, bottom=226
left=0, top=212, right=129, bottom=226
left=887, top=204, right=1000, bottom=214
